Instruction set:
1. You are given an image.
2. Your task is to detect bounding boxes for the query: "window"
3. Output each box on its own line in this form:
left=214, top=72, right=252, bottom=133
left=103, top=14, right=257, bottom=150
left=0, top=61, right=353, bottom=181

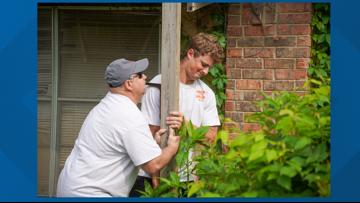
left=37, top=5, right=161, bottom=196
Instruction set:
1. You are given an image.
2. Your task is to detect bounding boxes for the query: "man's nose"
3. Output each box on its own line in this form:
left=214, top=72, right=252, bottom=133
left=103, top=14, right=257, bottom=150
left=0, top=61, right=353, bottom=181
left=201, top=67, right=209, bottom=75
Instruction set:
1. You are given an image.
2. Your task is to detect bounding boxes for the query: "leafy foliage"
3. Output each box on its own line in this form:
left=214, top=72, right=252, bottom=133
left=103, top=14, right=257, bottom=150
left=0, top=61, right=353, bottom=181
left=141, top=81, right=330, bottom=197
left=140, top=121, right=209, bottom=197
left=206, top=12, right=228, bottom=120
left=309, top=3, right=330, bottom=84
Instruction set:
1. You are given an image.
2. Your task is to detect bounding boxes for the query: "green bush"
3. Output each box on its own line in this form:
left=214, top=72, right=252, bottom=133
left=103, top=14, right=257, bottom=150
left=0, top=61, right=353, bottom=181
left=140, top=81, right=330, bottom=197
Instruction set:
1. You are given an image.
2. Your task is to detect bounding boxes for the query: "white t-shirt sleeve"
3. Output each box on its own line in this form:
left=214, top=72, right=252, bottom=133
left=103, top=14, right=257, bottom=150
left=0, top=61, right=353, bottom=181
left=202, top=90, right=220, bottom=126
left=141, top=86, right=161, bottom=126
left=122, top=125, right=161, bottom=166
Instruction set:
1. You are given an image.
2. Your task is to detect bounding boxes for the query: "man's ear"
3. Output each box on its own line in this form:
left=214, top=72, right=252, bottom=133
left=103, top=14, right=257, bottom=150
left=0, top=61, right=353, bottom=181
left=123, top=80, right=133, bottom=91
left=187, top=48, right=195, bottom=59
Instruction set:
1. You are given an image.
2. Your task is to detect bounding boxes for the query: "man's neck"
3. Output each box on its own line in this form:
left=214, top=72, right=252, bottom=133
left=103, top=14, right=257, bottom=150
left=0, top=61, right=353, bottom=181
left=180, top=61, right=195, bottom=85
left=109, top=88, right=138, bottom=104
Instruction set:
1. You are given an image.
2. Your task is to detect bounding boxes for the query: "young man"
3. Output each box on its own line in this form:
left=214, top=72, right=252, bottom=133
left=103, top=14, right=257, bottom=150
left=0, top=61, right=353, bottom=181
left=56, top=58, right=181, bottom=197
left=130, top=33, right=224, bottom=196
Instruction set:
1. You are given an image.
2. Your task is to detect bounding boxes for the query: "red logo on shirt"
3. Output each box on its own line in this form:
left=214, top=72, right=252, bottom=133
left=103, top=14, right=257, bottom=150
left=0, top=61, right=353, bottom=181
left=196, top=90, right=205, bottom=101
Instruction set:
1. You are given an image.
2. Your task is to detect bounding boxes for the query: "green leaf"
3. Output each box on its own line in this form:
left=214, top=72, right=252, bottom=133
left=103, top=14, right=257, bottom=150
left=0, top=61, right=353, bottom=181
left=193, top=126, right=209, bottom=140
left=295, top=137, right=312, bottom=150
left=251, top=139, right=268, bottom=152
left=266, top=149, right=278, bottom=163
left=288, top=156, right=305, bottom=172
left=267, top=173, right=278, bottom=181
left=209, top=67, right=219, bottom=75
left=216, top=130, right=229, bottom=145
left=279, top=109, right=294, bottom=117
left=201, top=192, right=222, bottom=197
left=230, top=134, right=248, bottom=147
left=248, top=148, right=265, bottom=162
left=277, top=117, right=294, bottom=134
left=276, top=176, right=292, bottom=191
left=315, top=164, right=329, bottom=173
left=187, top=181, right=204, bottom=197
left=313, top=143, right=328, bottom=162
left=254, top=133, right=265, bottom=142
left=241, top=191, right=258, bottom=197
left=304, top=174, right=319, bottom=183
left=280, top=166, right=297, bottom=178
left=284, top=136, right=298, bottom=149
left=225, top=149, right=238, bottom=160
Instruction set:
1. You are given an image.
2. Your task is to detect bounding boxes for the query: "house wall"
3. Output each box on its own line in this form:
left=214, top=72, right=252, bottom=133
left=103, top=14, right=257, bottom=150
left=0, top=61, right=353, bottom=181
left=225, top=3, right=312, bottom=131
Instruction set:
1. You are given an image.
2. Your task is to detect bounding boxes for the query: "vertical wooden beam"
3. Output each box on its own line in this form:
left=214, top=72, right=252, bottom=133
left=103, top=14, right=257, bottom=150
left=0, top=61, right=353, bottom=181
left=160, top=3, right=181, bottom=177
left=49, top=8, right=60, bottom=197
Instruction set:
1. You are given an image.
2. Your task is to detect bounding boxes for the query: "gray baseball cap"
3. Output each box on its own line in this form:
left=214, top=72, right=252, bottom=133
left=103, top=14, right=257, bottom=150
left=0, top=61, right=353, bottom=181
left=105, top=58, right=149, bottom=87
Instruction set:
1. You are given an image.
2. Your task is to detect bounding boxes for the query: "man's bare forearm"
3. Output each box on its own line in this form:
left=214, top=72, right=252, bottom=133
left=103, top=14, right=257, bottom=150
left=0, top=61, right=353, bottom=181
left=205, top=126, right=218, bottom=143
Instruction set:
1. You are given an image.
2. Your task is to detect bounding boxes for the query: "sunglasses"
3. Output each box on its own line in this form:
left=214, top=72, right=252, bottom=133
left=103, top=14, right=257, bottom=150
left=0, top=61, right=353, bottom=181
left=129, top=72, right=144, bottom=80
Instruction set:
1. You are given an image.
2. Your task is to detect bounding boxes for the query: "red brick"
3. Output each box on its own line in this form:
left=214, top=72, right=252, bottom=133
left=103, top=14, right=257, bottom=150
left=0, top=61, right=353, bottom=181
left=237, top=37, right=264, bottom=47
left=275, top=69, right=307, bottom=80
left=265, top=36, right=296, bottom=47
left=244, top=48, right=275, bottom=58
left=278, top=3, right=312, bottom=13
left=236, top=101, right=261, bottom=112
left=264, top=81, right=294, bottom=91
left=227, top=26, right=243, bottom=37
left=225, top=101, right=235, bottom=111
left=296, top=58, right=310, bottom=69
left=297, top=36, right=312, bottom=47
left=276, top=48, right=310, bottom=58
left=245, top=25, right=275, bottom=36
left=236, top=91, right=244, bottom=100
left=225, top=111, right=244, bottom=122
left=294, top=70, right=308, bottom=80
left=264, top=3, right=276, bottom=24
left=242, top=123, right=261, bottom=132
left=227, top=48, right=243, bottom=58
left=242, top=5, right=262, bottom=25
left=226, top=89, right=235, bottom=100
left=228, top=15, right=241, bottom=26
left=236, top=58, right=262, bottom=69
left=226, top=58, right=236, bottom=68
left=236, top=80, right=262, bottom=90
left=278, top=24, right=311, bottom=35
left=278, top=13, right=312, bottom=24
left=264, top=59, right=295, bottom=69
left=226, top=79, right=235, bottom=89
left=243, top=69, right=273, bottom=80
left=228, top=5, right=241, bottom=15
left=226, top=67, right=231, bottom=79
left=229, top=68, right=242, bottom=79
left=227, top=38, right=237, bottom=47
left=243, top=91, right=265, bottom=101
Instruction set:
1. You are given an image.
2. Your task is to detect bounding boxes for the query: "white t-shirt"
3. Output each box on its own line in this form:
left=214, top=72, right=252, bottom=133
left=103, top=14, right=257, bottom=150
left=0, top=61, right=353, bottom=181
left=139, top=74, right=220, bottom=181
left=56, top=92, right=161, bottom=197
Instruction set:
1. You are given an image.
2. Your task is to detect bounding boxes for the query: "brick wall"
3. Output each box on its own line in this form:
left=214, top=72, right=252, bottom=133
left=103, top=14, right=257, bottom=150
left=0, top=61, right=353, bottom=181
left=225, top=3, right=311, bottom=132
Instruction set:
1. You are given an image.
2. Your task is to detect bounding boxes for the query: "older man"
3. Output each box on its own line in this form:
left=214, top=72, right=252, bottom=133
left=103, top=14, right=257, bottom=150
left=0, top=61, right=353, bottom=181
left=56, top=58, right=181, bottom=197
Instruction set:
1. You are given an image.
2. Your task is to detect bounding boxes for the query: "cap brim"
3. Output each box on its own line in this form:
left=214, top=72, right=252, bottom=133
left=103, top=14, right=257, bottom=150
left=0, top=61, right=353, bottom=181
left=133, top=58, right=149, bottom=74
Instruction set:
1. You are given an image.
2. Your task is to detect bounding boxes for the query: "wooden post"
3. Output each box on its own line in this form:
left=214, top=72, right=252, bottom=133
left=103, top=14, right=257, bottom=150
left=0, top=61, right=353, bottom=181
left=160, top=3, right=181, bottom=177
